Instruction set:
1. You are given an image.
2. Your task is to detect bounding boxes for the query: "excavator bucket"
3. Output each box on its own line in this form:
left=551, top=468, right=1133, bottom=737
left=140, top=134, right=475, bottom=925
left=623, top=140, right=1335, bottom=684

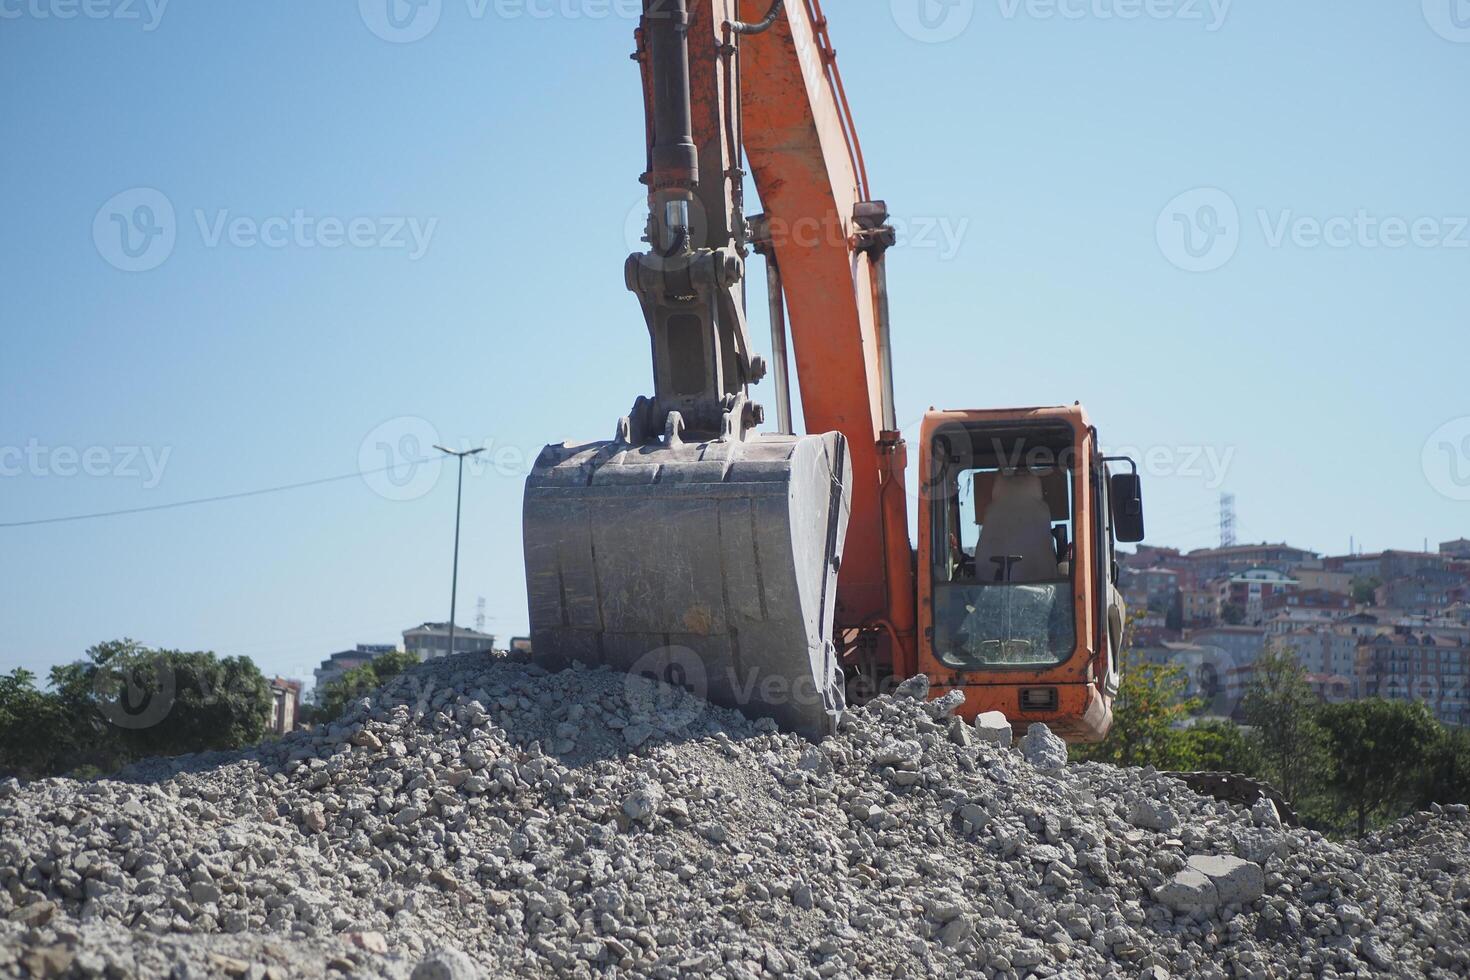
left=523, top=431, right=852, bottom=740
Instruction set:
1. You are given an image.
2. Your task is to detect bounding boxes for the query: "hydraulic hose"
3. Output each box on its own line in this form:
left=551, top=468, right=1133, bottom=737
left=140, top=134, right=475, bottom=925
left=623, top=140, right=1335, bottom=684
left=729, top=0, right=783, bottom=35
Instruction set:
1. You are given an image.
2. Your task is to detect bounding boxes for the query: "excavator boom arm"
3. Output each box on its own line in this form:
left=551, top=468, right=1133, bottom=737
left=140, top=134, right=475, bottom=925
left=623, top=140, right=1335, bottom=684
left=737, top=0, right=917, bottom=674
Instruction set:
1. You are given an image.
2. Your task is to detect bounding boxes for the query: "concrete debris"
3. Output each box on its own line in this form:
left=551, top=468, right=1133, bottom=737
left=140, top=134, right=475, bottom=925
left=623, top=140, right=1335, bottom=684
left=0, top=654, right=1466, bottom=980
left=1020, top=721, right=1069, bottom=770
left=1188, top=854, right=1265, bottom=906
left=973, top=710, right=1013, bottom=748
left=1253, top=796, right=1283, bottom=829
left=1129, top=797, right=1179, bottom=832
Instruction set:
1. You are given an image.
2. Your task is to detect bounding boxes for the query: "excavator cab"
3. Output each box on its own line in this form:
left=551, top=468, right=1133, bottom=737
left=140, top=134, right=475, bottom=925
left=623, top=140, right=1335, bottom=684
left=915, top=406, right=1144, bottom=742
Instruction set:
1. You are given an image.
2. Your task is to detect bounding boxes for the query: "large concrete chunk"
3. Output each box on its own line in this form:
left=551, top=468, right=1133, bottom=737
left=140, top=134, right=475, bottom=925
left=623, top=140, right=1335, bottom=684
left=1155, top=869, right=1219, bottom=915
left=974, top=711, right=1012, bottom=748
left=1187, top=855, right=1265, bottom=906
left=1021, top=723, right=1068, bottom=770
left=524, top=431, right=852, bottom=740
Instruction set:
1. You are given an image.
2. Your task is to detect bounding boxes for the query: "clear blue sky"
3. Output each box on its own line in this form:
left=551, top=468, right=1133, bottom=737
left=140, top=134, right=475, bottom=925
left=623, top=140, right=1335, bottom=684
left=3, top=1, right=1467, bottom=686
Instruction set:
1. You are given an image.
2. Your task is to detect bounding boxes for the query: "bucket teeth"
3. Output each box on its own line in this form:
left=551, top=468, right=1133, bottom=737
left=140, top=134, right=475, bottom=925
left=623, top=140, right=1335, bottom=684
left=523, top=432, right=852, bottom=740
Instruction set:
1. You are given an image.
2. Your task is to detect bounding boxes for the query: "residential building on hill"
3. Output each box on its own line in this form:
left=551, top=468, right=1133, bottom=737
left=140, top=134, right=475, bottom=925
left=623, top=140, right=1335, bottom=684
left=1271, top=627, right=1361, bottom=692
left=268, top=677, right=302, bottom=734
left=1356, top=633, right=1470, bottom=727
left=1217, top=568, right=1298, bottom=624
left=404, top=622, right=497, bottom=660
left=1292, top=567, right=1355, bottom=595
left=1327, top=550, right=1447, bottom=582
left=312, top=644, right=395, bottom=694
left=1187, top=543, right=1318, bottom=580
left=1182, top=588, right=1218, bottom=627
left=1187, top=626, right=1268, bottom=670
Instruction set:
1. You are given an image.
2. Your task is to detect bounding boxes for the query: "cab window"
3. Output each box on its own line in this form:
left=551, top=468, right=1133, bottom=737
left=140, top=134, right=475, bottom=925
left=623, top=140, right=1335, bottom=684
left=929, top=424, right=1078, bottom=670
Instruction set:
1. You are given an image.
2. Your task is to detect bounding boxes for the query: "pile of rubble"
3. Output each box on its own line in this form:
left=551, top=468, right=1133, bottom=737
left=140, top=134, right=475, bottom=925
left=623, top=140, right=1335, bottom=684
left=1, top=652, right=1467, bottom=979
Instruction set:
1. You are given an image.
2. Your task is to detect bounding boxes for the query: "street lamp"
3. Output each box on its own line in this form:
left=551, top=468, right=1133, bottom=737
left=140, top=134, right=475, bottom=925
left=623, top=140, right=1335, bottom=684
left=434, top=445, right=485, bottom=661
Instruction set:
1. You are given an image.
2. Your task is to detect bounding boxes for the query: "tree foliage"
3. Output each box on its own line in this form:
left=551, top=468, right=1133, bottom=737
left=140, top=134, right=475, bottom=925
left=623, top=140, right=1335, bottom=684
left=1072, top=652, right=1200, bottom=769
left=1319, top=698, right=1443, bottom=836
left=1062, top=623, right=1465, bottom=837
left=314, top=649, right=422, bottom=723
left=1419, top=726, right=1470, bottom=810
left=1177, top=719, right=1262, bottom=774
left=1351, top=576, right=1383, bottom=605
left=0, top=640, right=272, bottom=780
left=1241, top=648, right=1326, bottom=805
left=0, top=669, right=75, bottom=779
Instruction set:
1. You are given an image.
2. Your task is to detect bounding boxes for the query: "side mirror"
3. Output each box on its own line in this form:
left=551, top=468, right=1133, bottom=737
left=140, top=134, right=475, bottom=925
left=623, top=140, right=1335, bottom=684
left=1110, top=472, right=1146, bottom=543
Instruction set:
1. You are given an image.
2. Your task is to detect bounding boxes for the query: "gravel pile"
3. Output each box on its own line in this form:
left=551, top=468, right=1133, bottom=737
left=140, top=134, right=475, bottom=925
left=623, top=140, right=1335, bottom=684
left=2, top=651, right=1467, bottom=979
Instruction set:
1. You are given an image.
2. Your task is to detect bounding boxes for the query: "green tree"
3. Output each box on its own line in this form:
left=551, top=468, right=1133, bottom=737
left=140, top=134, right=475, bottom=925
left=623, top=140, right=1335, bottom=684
left=1351, top=576, right=1382, bottom=605
left=1073, top=652, right=1200, bottom=769
left=1221, top=603, right=1247, bottom=625
left=1177, top=719, right=1263, bottom=774
left=60, top=639, right=273, bottom=764
left=1419, top=725, right=1470, bottom=809
left=1319, top=698, right=1442, bottom=836
left=1241, top=648, right=1325, bottom=805
left=4, top=640, right=273, bottom=778
left=315, top=649, right=422, bottom=723
left=0, top=669, right=74, bottom=779
left=1417, top=728, right=1470, bottom=811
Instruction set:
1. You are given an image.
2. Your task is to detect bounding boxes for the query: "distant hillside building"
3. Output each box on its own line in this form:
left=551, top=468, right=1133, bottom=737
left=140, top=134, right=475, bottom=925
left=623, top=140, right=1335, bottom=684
left=1271, top=628, right=1361, bottom=693
left=268, top=677, right=303, bottom=734
left=1217, top=568, right=1298, bottom=624
left=1182, top=588, right=1218, bottom=627
left=404, top=623, right=497, bottom=660
left=1327, top=550, right=1447, bottom=582
left=1188, top=625, right=1269, bottom=668
left=1188, top=544, right=1318, bottom=580
left=1440, top=539, right=1470, bottom=560
left=1292, top=567, right=1355, bottom=596
left=313, top=643, right=396, bottom=694
left=1356, top=633, right=1470, bottom=727
left=1378, top=576, right=1457, bottom=614
left=1120, top=566, right=1180, bottom=612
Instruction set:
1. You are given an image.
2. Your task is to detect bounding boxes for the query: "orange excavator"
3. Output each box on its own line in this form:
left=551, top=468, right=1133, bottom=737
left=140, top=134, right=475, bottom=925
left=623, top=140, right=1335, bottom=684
left=523, top=0, right=1146, bottom=742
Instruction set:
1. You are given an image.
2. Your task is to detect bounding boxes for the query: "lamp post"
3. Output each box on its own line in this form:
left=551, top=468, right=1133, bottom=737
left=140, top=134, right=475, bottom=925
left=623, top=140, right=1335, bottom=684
left=434, top=445, right=485, bottom=660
